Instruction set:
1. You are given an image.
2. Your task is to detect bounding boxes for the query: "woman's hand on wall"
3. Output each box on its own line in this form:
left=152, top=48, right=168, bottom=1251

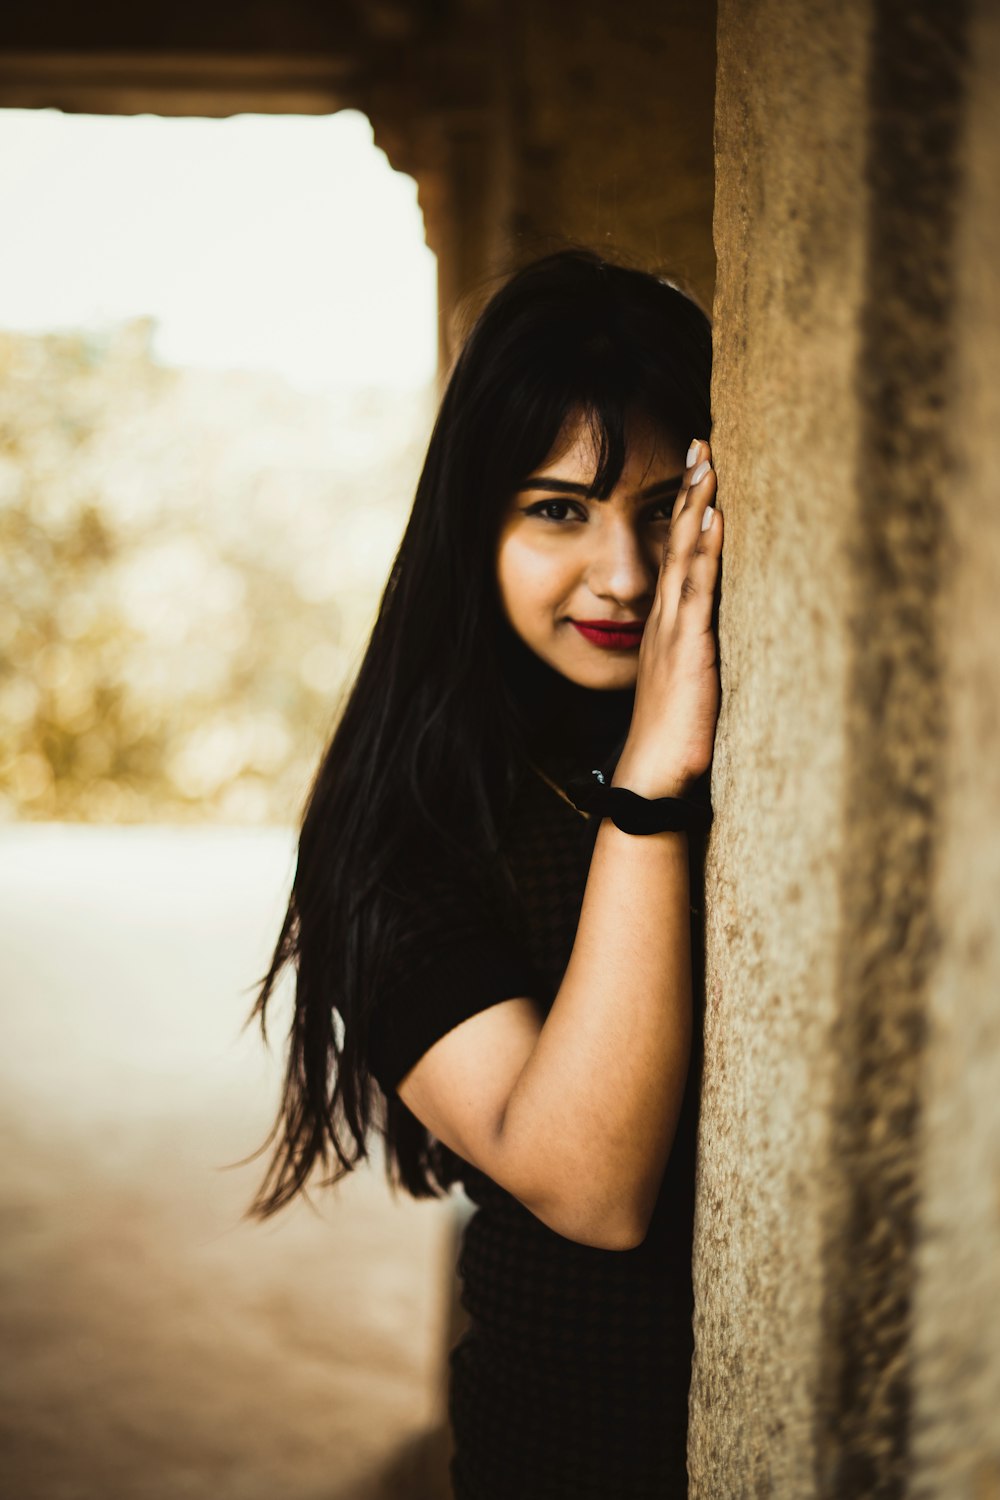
left=614, top=437, right=722, bottom=798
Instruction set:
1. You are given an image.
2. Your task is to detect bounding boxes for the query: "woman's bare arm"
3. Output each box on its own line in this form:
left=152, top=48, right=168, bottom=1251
left=396, top=815, right=691, bottom=1251
left=504, top=817, right=693, bottom=1244
left=396, top=442, right=721, bottom=1250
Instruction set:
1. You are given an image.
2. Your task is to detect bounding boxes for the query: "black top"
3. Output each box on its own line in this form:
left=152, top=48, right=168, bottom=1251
left=370, top=633, right=699, bottom=1499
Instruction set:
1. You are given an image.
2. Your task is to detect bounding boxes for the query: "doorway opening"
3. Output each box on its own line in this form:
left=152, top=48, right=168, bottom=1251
left=0, top=105, right=438, bottom=824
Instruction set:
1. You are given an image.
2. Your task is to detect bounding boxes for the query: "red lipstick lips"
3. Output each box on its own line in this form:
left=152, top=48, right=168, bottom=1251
left=571, top=619, right=645, bottom=651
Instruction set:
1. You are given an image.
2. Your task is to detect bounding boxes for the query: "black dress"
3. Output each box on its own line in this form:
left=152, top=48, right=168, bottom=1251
left=369, top=645, right=702, bottom=1500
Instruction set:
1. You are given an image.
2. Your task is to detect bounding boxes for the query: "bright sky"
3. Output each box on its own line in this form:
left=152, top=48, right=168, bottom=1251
left=0, top=107, right=437, bottom=391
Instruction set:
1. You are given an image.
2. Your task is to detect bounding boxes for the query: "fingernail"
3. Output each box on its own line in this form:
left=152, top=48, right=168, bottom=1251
left=690, top=459, right=711, bottom=486
left=686, top=440, right=700, bottom=468
left=701, top=505, right=715, bottom=532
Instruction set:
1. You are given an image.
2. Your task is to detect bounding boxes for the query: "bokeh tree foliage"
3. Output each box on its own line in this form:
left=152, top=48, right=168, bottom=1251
left=0, top=321, right=432, bottom=824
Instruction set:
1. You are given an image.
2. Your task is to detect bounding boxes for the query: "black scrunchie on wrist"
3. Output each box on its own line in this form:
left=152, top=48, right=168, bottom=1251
left=562, top=768, right=712, bottom=835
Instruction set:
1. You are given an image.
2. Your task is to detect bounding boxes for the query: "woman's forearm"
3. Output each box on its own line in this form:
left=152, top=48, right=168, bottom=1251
left=495, top=815, right=693, bottom=1249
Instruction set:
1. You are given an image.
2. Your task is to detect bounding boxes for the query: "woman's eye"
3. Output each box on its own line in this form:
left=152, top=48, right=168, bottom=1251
left=521, top=497, right=677, bottom=525
left=524, top=500, right=583, bottom=523
left=647, top=502, right=675, bottom=523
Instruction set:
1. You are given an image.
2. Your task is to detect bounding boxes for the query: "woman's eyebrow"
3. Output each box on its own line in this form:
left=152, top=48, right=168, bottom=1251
left=518, top=475, right=684, bottom=499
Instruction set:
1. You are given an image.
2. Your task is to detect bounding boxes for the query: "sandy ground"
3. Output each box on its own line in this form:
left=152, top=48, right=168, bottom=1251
left=0, top=824, right=464, bottom=1500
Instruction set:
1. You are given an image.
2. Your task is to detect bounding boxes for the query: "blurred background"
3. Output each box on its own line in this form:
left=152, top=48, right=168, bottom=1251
left=0, top=107, right=437, bottom=828
left=0, top=105, right=460, bottom=1500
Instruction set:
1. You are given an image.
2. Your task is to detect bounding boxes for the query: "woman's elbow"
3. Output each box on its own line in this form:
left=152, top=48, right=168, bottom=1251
left=496, top=1134, right=655, bottom=1250
left=527, top=1193, right=650, bottom=1251
left=586, top=1217, right=648, bottom=1251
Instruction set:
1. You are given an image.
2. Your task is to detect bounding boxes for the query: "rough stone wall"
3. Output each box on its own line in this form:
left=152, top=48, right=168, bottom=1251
left=691, top=0, right=1000, bottom=1494
left=431, top=0, right=718, bottom=363
left=909, top=2, right=1000, bottom=1494
left=496, top=0, right=715, bottom=301
left=689, top=2, right=869, bottom=1489
left=358, top=0, right=717, bottom=368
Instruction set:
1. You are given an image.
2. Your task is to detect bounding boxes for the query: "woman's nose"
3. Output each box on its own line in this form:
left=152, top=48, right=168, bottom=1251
left=586, top=519, right=656, bottom=606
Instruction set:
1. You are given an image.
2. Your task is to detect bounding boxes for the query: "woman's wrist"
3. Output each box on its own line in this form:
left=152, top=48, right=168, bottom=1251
left=610, top=758, right=695, bottom=802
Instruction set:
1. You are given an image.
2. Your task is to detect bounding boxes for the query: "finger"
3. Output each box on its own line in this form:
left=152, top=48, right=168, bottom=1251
left=659, top=461, right=717, bottom=611
left=671, top=438, right=714, bottom=522
left=665, top=462, right=716, bottom=557
left=677, top=508, right=724, bottom=631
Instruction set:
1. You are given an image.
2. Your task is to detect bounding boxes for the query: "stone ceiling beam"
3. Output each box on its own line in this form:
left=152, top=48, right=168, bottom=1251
left=0, top=51, right=360, bottom=117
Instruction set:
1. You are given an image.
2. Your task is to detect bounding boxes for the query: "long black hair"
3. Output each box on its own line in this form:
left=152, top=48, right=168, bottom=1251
left=245, top=245, right=712, bottom=1217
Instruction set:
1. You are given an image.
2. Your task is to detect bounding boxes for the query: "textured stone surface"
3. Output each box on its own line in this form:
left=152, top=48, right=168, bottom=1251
left=498, top=0, right=716, bottom=301
left=910, top=2, right=1000, bottom=1495
left=690, top=2, right=868, bottom=1491
left=692, top=0, right=1000, bottom=1494
left=389, top=0, right=718, bottom=363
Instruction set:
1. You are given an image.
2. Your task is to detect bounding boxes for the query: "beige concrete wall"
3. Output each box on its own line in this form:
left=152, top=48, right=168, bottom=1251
left=499, top=0, right=716, bottom=301
left=689, top=2, right=868, bottom=1489
left=440, top=0, right=717, bottom=360
left=910, top=2, right=1000, bottom=1494
left=691, top=0, right=1000, bottom=1493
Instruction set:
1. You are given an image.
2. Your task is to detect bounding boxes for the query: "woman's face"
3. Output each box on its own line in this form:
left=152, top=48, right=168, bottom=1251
left=495, top=409, right=687, bottom=691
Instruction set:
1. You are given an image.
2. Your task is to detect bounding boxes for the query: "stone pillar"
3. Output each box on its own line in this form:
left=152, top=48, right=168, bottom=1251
left=690, top=0, right=1000, bottom=1494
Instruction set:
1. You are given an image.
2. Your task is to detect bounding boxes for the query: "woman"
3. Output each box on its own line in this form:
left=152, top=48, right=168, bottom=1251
left=247, top=245, right=722, bottom=1497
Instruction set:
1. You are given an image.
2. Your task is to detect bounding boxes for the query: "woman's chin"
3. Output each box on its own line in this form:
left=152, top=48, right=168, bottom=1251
left=554, top=653, right=640, bottom=692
